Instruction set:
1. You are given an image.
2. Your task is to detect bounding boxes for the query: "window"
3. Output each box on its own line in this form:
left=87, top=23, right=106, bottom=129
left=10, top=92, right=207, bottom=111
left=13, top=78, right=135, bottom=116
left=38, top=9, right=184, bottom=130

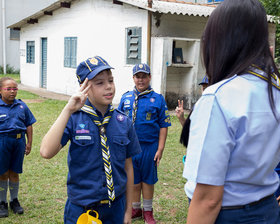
left=10, top=29, right=20, bottom=40
left=26, top=41, right=35, bottom=64
left=126, top=27, right=141, bottom=64
left=64, top=37, right=77, bottom=68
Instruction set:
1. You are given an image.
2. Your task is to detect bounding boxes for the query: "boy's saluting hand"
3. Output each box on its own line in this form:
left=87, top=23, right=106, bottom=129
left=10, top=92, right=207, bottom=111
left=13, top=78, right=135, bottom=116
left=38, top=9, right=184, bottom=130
left=65, top=78, right=91, bottom=113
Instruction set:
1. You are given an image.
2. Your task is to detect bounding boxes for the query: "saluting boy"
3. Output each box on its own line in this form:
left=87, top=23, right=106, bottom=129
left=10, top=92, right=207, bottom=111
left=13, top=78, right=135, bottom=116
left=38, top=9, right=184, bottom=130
left=40, top=56, right=141, bottom=224
left=118, top=63, right=171, bottom=224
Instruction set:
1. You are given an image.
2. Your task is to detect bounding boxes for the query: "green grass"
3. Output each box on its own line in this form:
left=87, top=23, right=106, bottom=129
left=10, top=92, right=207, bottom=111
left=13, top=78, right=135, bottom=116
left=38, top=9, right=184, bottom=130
left=17, top=90, right=43, bottom=100
left=0, top=74, right=21, bottom=84
left=0, top=85, right=189, bottom=223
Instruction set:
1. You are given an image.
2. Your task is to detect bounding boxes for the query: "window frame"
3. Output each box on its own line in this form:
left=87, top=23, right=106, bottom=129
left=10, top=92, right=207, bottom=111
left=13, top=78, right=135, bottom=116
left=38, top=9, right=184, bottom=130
left=126, top=27, right=142, bottom=64
left=10, top=29, right=20, bottom=40
left=64, top=37, right=77, bottom=68
left=26, top=41, right=35, bottom=64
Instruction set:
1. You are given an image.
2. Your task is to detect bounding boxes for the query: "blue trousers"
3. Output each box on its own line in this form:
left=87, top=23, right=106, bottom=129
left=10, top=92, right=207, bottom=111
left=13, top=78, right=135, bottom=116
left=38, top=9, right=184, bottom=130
left=64, top=194, right=126, bottom=224
left=188, top=195, right=280, bottom=223
left=215, top=195, right=280, bottom=224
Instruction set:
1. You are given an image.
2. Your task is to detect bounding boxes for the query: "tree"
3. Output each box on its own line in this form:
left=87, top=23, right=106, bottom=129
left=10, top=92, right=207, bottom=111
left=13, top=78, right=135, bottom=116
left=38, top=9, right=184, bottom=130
left=260, top=0, right=280, bottom=66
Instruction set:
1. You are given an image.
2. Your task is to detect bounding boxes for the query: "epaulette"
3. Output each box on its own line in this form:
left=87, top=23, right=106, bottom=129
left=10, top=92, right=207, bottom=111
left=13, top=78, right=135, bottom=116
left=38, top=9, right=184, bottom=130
left=122, top=91, right=130, bottom=96
left=115, top=108, right=128, bottom=117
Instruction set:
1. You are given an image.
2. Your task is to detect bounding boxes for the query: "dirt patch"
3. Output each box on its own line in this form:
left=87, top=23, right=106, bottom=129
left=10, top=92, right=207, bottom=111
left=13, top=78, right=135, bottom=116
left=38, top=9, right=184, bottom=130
left=22, top=99, right=45, bottom=103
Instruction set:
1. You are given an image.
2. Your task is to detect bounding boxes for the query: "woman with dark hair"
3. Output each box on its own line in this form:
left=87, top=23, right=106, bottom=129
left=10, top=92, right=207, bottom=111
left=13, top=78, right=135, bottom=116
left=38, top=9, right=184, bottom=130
left=183, top=0, right=280, bottom=223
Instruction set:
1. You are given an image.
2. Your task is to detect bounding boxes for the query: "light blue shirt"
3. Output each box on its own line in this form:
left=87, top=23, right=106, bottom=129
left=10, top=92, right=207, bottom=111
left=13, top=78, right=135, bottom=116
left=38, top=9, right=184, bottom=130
left=183, top=70, right=280, bottom=206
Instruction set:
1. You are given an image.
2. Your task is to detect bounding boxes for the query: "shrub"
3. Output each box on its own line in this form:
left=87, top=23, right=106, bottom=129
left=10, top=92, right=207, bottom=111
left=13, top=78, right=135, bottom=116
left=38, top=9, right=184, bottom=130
left=0, top=64, right=20, bottom=74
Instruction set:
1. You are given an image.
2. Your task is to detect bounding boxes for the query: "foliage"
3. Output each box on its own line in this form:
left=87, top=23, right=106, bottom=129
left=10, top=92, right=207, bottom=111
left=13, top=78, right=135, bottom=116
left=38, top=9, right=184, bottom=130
left=0, top=64, right=20, bottom=75
left=260, top=0, right=280, bottom=66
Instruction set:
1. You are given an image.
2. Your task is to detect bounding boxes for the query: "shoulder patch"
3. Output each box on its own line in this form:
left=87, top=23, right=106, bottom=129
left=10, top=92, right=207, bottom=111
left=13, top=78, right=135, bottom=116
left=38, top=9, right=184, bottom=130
left=117, top=114, right=125, bottom=122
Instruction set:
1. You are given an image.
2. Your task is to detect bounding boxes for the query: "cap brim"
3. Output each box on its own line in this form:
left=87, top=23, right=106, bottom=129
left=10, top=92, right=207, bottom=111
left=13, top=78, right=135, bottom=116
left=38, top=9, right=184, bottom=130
left=133, top=69, right=150, bottom=76
left=87, top=65, right=114, bottom=80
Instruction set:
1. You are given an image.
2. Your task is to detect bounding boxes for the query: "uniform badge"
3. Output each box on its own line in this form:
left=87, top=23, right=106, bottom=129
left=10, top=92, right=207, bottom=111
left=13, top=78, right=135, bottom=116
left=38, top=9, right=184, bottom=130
left=79, top=124, right=86, bottom=129
left=165, top=110, right=169, bottom=116
left=139, top=64, right=144, bottom=69
left=76, top=123, right=89, bottom=133
left=165, top=118, right=171, bottom=123
left=99, top=126, right=106, bottom=134
left=89, top=57, right=98, bottom=65
left=124, top=99, right=130, bottom=105
left=117, top=114, right=124, bottom=122
left=146, top=112, right=151, bottom=120
left=75, top=135, right=91, bottom=140
left=150, top=98, right=155, bottom=103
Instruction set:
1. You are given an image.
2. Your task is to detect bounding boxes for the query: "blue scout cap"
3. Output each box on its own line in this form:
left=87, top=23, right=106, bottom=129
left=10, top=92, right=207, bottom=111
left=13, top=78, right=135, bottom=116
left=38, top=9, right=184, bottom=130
left=133, top=63, right=151, bottom=76
left=199, top=75, right=209, bottom=85
left=76, top=56, right=113, bottom=84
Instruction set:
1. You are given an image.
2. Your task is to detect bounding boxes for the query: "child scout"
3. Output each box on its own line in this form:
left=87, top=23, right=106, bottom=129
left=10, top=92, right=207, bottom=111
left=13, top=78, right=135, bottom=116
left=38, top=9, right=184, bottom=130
left=0, top=77, right=36, bottom=218
left=118, top=63, right=171, bottom=224
left=40, top=56, right=141, bottom=224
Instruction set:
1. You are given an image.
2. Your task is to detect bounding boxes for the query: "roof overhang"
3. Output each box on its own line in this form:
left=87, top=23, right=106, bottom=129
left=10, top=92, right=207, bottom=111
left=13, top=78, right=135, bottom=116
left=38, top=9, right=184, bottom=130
left=8, top=0, right=75, bottom=30
left=119, top=0, right=216, bottom=17
left=8, top=0, right=278, bottom=30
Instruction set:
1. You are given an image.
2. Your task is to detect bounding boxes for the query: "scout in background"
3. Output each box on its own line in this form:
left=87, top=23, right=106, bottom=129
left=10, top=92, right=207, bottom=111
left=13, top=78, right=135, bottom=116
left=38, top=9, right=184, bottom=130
left=118, top=63, right=171, bottom=224
left=0, top=77, right=36, bottom=218
left=40, top=56, right=141, bottom=224
left=176, top=75, right=209, bottom=126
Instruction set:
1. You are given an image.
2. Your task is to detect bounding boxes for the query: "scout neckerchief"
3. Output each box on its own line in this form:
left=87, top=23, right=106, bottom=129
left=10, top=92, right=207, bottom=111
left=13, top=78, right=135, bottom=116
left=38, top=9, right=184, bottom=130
left=81, top=103, right=116, bottom=203
left=248, top=64, right=280, bottom=90
left=132, top=86, right=154, bottom=124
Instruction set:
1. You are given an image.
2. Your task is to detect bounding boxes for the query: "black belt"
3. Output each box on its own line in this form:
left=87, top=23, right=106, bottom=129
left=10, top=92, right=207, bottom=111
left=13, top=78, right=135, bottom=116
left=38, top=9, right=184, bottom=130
left=84, top=199, right=111, bottom=210
left=221, top=194, right=274, bottom=210
left=1, top=132, right=25, bottom=139
left=84, top=194, right=124, bottom=210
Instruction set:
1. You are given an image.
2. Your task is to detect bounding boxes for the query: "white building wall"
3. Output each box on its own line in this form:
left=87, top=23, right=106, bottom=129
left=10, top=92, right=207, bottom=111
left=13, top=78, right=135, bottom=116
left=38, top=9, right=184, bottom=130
left=0, top=0, right=56, bottom=70
left=20, top=0, right=148, bottom=104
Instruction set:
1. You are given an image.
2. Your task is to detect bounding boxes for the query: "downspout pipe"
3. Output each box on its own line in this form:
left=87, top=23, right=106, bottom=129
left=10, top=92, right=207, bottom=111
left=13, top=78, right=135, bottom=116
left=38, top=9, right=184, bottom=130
left=1, top=0, right=6, bottom=74
left=147, top=0, right=152, bottom=65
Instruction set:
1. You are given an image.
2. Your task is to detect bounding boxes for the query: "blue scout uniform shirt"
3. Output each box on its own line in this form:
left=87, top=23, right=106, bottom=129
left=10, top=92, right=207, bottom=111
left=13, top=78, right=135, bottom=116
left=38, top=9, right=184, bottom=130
left=0, top=98, right=36, bottom=133
left=61, top=100, right=141, bottom=207
left=183, top=69, right=280, bottom=206
left=118, top=89, right=171, bottom=143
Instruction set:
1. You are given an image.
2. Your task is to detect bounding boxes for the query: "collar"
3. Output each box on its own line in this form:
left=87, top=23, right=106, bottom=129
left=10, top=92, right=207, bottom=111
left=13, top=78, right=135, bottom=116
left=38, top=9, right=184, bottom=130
left=248, top=65, right=280, bottom=90
left=133, top=86, right=153, bottom=96
left=82, top=99, right=113, bottom=118
left=0, top=98, right=20, bottom=106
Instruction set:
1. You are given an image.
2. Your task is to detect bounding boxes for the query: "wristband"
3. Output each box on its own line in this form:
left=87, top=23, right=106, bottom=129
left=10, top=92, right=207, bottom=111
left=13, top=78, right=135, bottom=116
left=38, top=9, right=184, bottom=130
left=182, top=155, right=186, bottom=164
